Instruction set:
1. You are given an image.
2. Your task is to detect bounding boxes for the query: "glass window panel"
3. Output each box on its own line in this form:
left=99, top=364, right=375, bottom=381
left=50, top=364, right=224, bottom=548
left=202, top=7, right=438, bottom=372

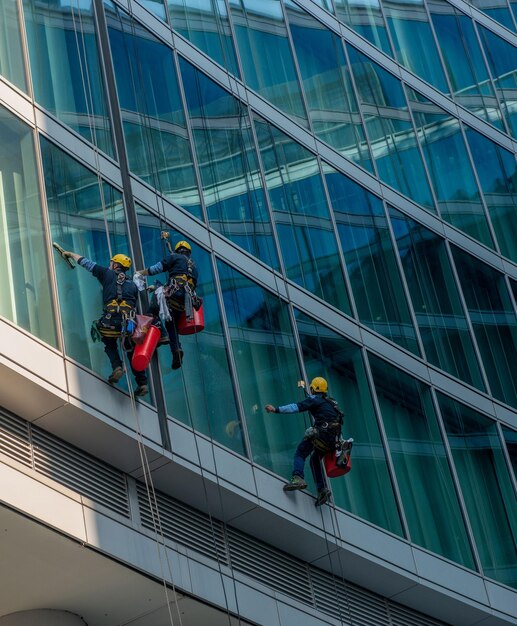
left=0, top=1, right=27, bottom=91
left=284, top=1, right=373, bottom=171
left=382, top=0, right=449, bottom=92
left=324, top=164, right=419, bottom=354
left=227, top=0, right=308, bottom=125
left=254, top=117, right=351, bottom=314
left=334, top=0, right=392, bottom=55
left=452, top=246, right=517, bottom=407
left=502, top=426, right=517, bottom=480
left=105, top=3, right=202, bottom=220
left=136, top=207, right=244, bottom=455
left=168, top=0, right=240, bottom=76
left=23, top=0, right=114, bottom=157
left=512, top=0, right=517, bottom=23
left=313, top=0, right=334, bottom=10
left=465, top=127, right=517, bottom=262
left=437, top=393, right=517, bottom=587
left=217, top=260, right=301, bottom=478
left=479, top=26, right=517, bottom=137
left=370, top=356, right=476, bottom=568
left=295, top=310, right=404, bottom=535
left=390, top=208, right=486, bottom=389
left=0, top=110, right=57, bottom=347
left=429, top=0, right=504, bottom=130
left=180, top=59, right=279, bottom=269
left=41, top=137, right=135, bottom=387
left=471, top=0, right=516, bottom=31
left=407, top=88, right=494, bottom=249
left=140, top=0, right=167, bottom=20
left=348, top=46, right=435, bottom=210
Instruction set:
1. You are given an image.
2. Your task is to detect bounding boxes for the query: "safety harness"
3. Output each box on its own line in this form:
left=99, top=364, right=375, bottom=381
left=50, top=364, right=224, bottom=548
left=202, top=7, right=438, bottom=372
left=163, top=258, right=202, bottom=319
left=308, top=397, right=344, bottom=453
left=96, top=272, right=136, bottom=338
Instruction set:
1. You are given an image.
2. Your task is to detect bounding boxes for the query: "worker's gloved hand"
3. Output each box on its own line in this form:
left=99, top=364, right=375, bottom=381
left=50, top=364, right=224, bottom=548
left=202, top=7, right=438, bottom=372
left=265, top=404, right=276, bottom=413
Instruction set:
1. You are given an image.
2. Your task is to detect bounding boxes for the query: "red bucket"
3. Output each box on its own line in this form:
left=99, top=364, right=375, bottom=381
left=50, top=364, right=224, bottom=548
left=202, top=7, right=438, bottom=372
left=131, top=325, right=161, bottom=371
left=324, top=451, right=352, bottom=478
left=178, top=305, right=205, bottom=335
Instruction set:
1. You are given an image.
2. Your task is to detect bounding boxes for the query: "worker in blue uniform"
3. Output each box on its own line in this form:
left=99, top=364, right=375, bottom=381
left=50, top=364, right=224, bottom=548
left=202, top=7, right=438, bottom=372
left=265, top=377, right=343, bottom=506
left=60, top=249, right=148, bottom=397
left=136, top=240, right=199, bottom=370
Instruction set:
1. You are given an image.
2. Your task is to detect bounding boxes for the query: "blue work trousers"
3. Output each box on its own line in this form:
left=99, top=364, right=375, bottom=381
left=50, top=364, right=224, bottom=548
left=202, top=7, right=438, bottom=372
left=292, top=438, right=326, bottom=491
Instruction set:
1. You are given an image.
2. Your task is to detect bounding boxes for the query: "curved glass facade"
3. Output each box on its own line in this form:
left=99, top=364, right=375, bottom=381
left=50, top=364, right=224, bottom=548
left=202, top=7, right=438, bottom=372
left=1, top=0, right=516, bottom=596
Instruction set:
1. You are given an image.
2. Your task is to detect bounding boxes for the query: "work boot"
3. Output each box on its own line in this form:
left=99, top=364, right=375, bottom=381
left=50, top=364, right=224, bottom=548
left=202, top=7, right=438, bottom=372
left=283, top=475, right=308, bottom=491
left=315, top=487, right=331, bottom=507
left=171, top=349, right=184, bottom=370
left=108, top=366, right=124, bottom=384
left=134, top=384, right=148, bottom=397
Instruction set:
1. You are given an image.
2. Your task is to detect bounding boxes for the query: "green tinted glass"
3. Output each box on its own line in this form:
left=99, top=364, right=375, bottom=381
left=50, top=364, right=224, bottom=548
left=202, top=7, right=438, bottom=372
left=0, top=111, right=56, bottom=347
left=370, top=356, right=475, bottom=568
left=438, top=393, right=517, bottom=587
left=0, top=2, right=27, bottom=91
left=390, top=208, right=486, bottom=389
left=452, top=246, right=517, bottom=408
left=324, top=165, right=419, bottom=354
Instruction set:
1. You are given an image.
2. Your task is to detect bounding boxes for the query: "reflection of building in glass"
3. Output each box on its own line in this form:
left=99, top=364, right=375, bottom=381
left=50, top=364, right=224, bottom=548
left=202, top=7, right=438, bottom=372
left=0, top=0, right=515, bottom=624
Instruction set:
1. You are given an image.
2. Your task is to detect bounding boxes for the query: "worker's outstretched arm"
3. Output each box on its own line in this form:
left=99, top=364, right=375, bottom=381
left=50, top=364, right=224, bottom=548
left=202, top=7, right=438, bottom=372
left=265, top=403, right=302, bottom=414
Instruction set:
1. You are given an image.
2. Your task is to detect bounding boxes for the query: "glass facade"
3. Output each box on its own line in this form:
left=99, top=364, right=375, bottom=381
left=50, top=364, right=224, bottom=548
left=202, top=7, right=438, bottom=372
left=1, top=0, right=516, bottom=594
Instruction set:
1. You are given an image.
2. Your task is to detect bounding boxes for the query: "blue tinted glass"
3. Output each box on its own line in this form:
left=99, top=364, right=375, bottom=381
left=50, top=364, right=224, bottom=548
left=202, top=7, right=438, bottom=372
left=168, top=0, right=240, bottom=76
left=452, top=246, right=517, bottom=408
left=348, top=46, right=435, bottom=210
left=140, top=0, right=167, bottom=20
left=502, top=426, right=517, bottom=480
left=479, top=26, right=517, bottom=137
left=106, top=4, right=202, bottom=218
left=324, top=165, right=419, bottom=353
left=0, top=2, right=27, bottom=91
left=228, top=0, right=307, bottom=125
left=471, top=0, right=516, bottom=30
left=407, top=88, right=494, bottom=248
left=465, top=127, right=517, bottom=261
left=430, top=2, right=504, bottom=130
left=180, top=59, right=279, bottom=269
left=382, top=0, right=449, bottom=92
left=334, top=0, right=392, bottom=55
left=24, top=0, right=114, bottom=157
left=285, top=1, right=372, bottom=171
left=254, top=118, right=351, bottom=314
left=390, top=207, right=486, bottom=389
left=217, top=260, right=301, bottom=479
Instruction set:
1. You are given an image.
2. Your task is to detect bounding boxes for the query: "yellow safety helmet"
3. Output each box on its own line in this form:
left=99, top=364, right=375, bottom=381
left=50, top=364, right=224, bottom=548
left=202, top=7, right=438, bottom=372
left=310, top=377, right=328, bottom=394
left=110, top=253, right=132, bottom=270
left=174, top=240, right=192, bottom=253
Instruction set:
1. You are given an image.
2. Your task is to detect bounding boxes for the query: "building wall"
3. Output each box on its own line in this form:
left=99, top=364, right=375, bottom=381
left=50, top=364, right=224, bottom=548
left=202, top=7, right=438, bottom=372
left=0, top=0, right=516, bottom=624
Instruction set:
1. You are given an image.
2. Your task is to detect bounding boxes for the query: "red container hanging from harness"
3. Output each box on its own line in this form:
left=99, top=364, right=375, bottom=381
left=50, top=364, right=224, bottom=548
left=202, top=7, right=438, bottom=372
left=178, top=304, right=205, bottom=335
left=324, top=441, right=353, bottom=478
left=131, top=325, right=161, bottom=371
